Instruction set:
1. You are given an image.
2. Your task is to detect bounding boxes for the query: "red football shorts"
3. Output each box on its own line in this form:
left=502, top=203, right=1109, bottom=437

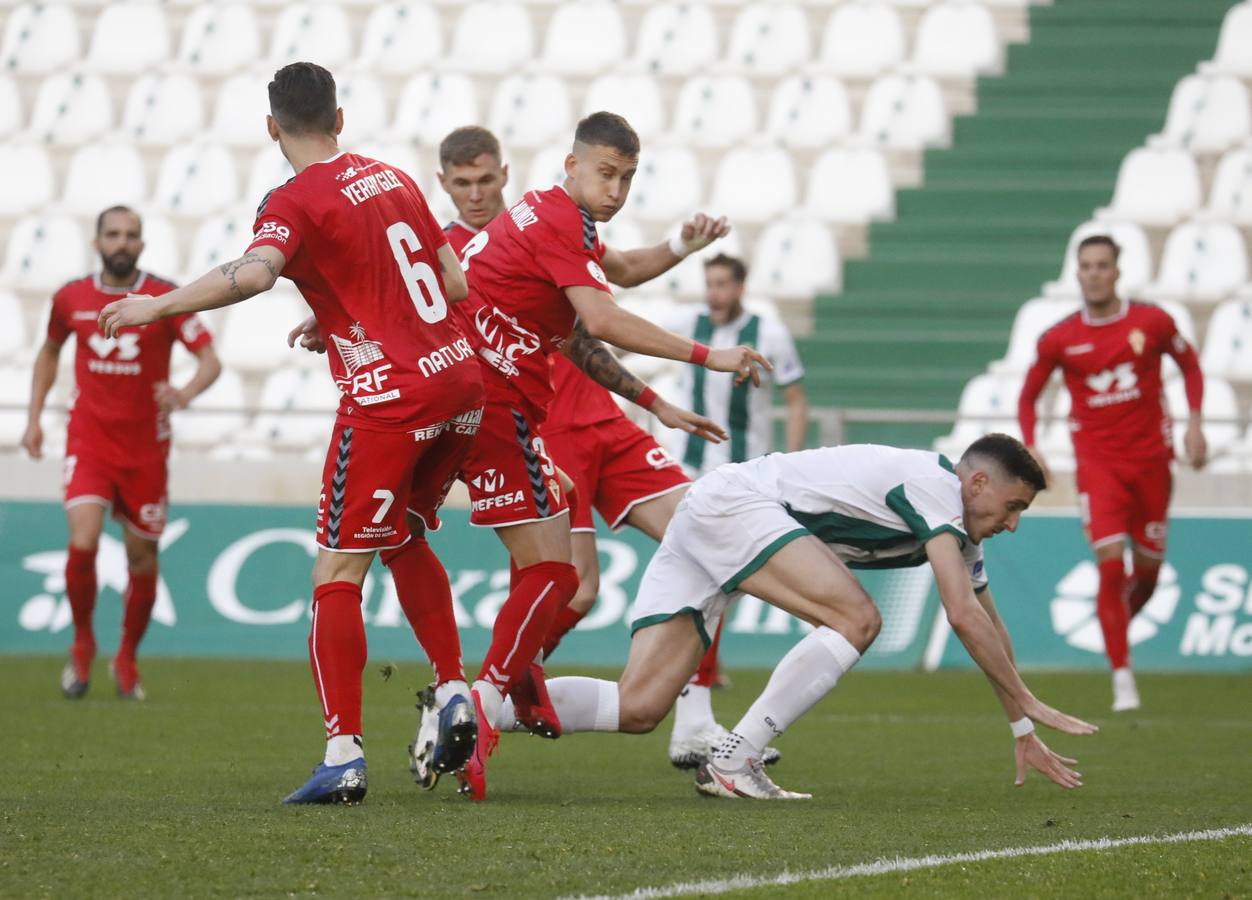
left=1076, top=455, right=1173, bottom=559
left=544, top=415, right=689, bottom=533
left=462, top=400, right=568, bottom=528
left=316, top=408, right=481, bottom=552
left=63, top=451, right=168, bottom=540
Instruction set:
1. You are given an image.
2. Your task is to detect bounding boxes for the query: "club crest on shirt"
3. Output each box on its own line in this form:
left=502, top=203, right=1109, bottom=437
left=1128, top=328, right=1146, bottom=356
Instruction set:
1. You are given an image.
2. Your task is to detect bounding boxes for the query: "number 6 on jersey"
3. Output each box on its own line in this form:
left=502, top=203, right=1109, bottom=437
left=386, top=221, right=447, bottom=324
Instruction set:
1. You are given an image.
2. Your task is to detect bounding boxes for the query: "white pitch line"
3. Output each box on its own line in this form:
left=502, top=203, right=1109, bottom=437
left=565, top=824, right=1252, bottom=900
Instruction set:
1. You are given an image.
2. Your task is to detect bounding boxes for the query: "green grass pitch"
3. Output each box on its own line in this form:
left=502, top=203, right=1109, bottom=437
left=3, top=656, right=1250, bottom=898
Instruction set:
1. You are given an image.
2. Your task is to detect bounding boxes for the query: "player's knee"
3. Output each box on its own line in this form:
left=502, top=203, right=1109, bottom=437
left=570, top=571, right=599, bottom=613
left=126, top=550, right=158, bottom=575
left=521, top=560, right=580, bottom=602
left=617, top=694, right=665, bottom=734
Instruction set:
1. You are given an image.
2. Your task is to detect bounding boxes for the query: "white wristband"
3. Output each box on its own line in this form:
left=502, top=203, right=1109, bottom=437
left=668, top=233, right=691, bottom=259
left=1010, top=717, right=1035, bottom=739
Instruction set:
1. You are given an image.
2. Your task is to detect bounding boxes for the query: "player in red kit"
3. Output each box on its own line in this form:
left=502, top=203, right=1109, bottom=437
left=100, top=63, right=483, bottom=805
left=450, top=113, right=769, bottom=801
left=1018, top=235, right=1206, bottom=712
left=22, top=205, right=220, bottom=702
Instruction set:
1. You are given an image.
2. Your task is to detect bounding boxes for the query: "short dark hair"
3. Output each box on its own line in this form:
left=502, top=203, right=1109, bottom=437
left=1077, top=234, right=1120, bottom=261
left=573, top=111, right=640, bottom=158
left=961, top=433, right=1047, bottom=493
left=96, top=205, right=140, bottom=236
left=439, top=126, right=502, bottom=170
left=704, top=253, right=747, bottom=284
left=268, top=62, right=338, bottom=136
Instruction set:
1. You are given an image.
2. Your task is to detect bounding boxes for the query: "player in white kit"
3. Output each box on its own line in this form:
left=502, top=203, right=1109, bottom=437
left=495, top=434, right=1098, bottom=799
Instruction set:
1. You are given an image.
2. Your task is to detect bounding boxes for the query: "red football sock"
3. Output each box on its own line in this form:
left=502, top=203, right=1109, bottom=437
left=1096, top=558, right=1130, bottom=670
left=692, top=617, right=724, bottom=688
left=65, top=545, right=98, bottom=656
left=1125, top=563, right=1161, bottom=617
left=309, top=582, right=367, bottom=738
left=381, top=538, right=465, bottom=685
left=477, top=561, right=578, bottom=693
left=541, top=604, right=587, bottom=661
left=118, top=568, right=158, bottom=659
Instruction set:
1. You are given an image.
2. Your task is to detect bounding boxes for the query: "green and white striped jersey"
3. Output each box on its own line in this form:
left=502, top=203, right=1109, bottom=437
left=717, top=444, right=989, bottom=591
left=659, top=307, right=804, bottom=477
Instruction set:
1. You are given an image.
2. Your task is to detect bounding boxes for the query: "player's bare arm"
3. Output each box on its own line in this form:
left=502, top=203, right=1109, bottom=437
left=600, top=213, right=731, bottom=287
left=566, top=284, right=770, bottom=386
left=1164, top=326, right=1207, bottom=469
left=783, top=382, right=808, bottom=452
left=98, top=246, right=287, bottom=337
left=563, top=321, right=727, bottom=444
left=155, top=344, right=222, bottom=413
left=436, top=243, right=468, bottom=303
left=22, top=337, right=63, bottom=460
left=1017, top=353, right=1058, bottom=487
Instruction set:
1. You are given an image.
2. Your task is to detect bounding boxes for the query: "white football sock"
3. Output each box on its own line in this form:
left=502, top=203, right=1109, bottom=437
left=324, top=734, right=363, bottom=766
left=497, top=697, right=519, bottom=732
left=435, top=679, right=469, bottom=709
left=718, top=626, right=860, bottom=767
left=671, top=683, right=716, bottom=737
left=545, top=676, right=620, bottom=732
left=472, top=679, right=504, bottom=729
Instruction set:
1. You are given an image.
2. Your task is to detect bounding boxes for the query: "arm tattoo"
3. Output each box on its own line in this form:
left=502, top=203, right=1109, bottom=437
left=564, top=321, right=647, bottom=402
left=218, top=252, right=278, bottom=301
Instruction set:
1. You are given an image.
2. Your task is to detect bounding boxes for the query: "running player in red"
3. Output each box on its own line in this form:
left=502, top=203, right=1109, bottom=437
left=453, top=113, right=770, bottom=800
left=100, top=63, right=484, bottom=805
left=22, top=205, right=220, bottom=702
left=1018, top=235, right=1206, bottom=712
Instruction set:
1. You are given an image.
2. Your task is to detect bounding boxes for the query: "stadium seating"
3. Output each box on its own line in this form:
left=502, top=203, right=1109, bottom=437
left=1200, top=299, right=1252, bottom=383
left=446, top=2, right=535, bottom=74
left=724, top=3, right=812, bottom=77
left=989, top=297, right=1080, bottom=375
left=176, top=3, right=263, bottom=75
left=626, top=145, right=703, bottom=223
left=803, top=147, right=895, bottom=224
left=1044, top=220, right=1154, bottom=300
left=0, top=142, right=55, bottom=217
left=28, top=71, right=113, bottom=146
left=215, top=284, right=311, bottom=374
left=764, top=76, right=853, bottom=149
left=538, top=1, right=628, bottom=76
left=1146, top=220, right=1249, bottom=304
left=631, top=3, right=720, bottom=76
left=170, top=369, right=248, bottom=447
left=814, top=2, right=906, bottom=78
left=152, top=144, right=240, bottom=217
left=121, top=73, right=206, bottom=147
left=84, top=1, right=171, bottom=75
left=747, top=221, right=842, bottom=299
left=583, top=74, right=665, bottom=140
left=488, top=74, right=573, bottom=149
left=0, top=3, right=81, bottom=74
left=912, top=1, right=1003, bottom=78
left=709, top=145, right=798, bottom=224
left=1099, top=147, right=1203, bottom=227
left=670, top=76, right=758, bottom=149
left=356, top=1, right=443, bottom=73
left=61, top=143, right=149, bottom=216
left=858, top=74, right=950, bottom=150
left=391, top=72, right=479, bottom=145
left=1207, top=146, right=1252, bottom=225
left=210, top=74, right=276, bottom=148
left=1160, top=75, right=1251, bottom=155
left=1207, top=1, right=1252, bottom=77
left=2, top=216, right=88, bottom=293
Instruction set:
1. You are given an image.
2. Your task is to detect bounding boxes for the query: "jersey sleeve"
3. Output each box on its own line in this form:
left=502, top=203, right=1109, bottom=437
left=1018, top=326, right=1061, bottom=446
left=762, top=317, right=805, bottom=387
left=885, top=475, right=970, bottom=548
left=46, top=291, right=70, bottom=344
left=171, top=313, right=213, bottom=352
left=534, top=220, right=612, bottom=294
left=247, top=189, right=304, bottom=261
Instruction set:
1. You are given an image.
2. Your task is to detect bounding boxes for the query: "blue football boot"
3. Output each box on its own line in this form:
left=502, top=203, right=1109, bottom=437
left=282, top=757, right=367, bottom=805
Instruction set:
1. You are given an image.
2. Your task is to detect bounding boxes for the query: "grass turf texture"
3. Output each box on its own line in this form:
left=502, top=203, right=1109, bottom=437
left=2, top=657, right=1249, bottom=898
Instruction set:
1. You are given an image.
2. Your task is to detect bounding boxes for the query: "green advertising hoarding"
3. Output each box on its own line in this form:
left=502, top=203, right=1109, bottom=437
left=3, top=501, right=1250, bottom=672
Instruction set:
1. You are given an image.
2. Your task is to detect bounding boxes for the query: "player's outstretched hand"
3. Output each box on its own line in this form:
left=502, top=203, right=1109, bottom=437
left=98, top=294, right=161, bottom=338
left=1014, top=733, right=1082, bottom=790
left=652, top=397, right=727, bottom=444
left=287, top=315, right=326, bottom=354
left=1026, top=445, right=1052, bottom=489
left=706, top=345, right=772, bottom=387
left=678, top=214, right=731, bottom=256
left=1184, top=419, right=1208, bottom=470
left=1022, top=695, right=1098, bottom=736
left=154, top=382, right=188, bottom=413
left=20, top=421, right=42, bottom=459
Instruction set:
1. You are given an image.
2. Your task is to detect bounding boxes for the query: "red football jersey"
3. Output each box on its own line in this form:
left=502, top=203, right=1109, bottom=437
left=443, top=218, right=486, bottom=340
left=1019, top=300, right=1203, bottom=462
left=48, top=273, right=212, bottom=466
left=460, top=186, right=610, bottom=422
left=249, top=152, right=482, bottom=432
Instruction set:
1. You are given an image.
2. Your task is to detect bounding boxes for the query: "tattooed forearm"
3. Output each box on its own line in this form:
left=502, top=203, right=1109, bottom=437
left=564, top=322, right=648, bottom=402
left=218, top=252, right=279, bottom=301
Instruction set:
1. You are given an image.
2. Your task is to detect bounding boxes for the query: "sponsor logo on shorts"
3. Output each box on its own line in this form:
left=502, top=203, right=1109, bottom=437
left=645, top=447, right=678, bottom=470
left=471, top=490, right=525, bottom=512
left=452, top=408, right=482, bottom=435
left=138, top=500, right=168, bottom=528
left=471, top=468, right=504, bottom=493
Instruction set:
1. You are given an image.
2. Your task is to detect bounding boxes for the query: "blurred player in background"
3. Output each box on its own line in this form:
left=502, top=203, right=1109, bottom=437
left=1018, top=235, right=1206, bottom=712
left=22, top=205, right=220, bottom=702
left=100, top=63, right=482, bottom=806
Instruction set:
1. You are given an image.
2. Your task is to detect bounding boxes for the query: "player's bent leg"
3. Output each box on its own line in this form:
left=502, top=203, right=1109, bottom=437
left=1092, top=539, right=1139, bottom=711
left=61, top=502, right=106, bottom=699
left=1126, top=548, right=1162, bottom=617
left=622, top=485, right=687, bottom=544
left=542, top=531, right=600, bottom=662
left=112, top=530, right=159, bottom=700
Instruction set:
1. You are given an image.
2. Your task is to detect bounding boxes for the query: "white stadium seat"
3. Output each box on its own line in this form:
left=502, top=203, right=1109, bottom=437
left=1037, top=387, right=1074, bottom=471
left=358, top=141, right=421, bottom=184
left=1100, top=147, right=1202, bottom=227
left=765, top=75, right=853, bottom=149
left=176, top=3, right=262, bottom=75
left=583, top=74, right=665, bottom=140
left=1160, top=75, right=1251, bottom=154
left=61, top=143, right=148, bottom=216
left=268, top=2, right=354, bottom=67
left=334, top=72, right=388, bottom=144
left=815, top=2, right=905, bottom=78
left=598, top=216, right=646, bottom=254
left=934, top=373, right=1026, bottom=459
left=0, top=75, right=21, bottom=135
left=216, top=283, right=311, bottom=373
left=84, top=1, right=171, bottom=75
left=357, top=2, right=443, bottom=74
left=1165, top=376, right=1242, bottom=459
left=0, top=3, right=81, bottom=74
left=524, top=144, right=570, bottom=192
left=0, top=142, right=55, bottom=216
left=1207, top=146, right=1252, bottom=224
left=134, top=212, right=182, bottom=280
left=244, top=147, right=297, bottom=207
left=1, top=216, right=88, bottom=293
left=670, top=76, right=758, bottom=149
left=121, top=73, right=205, bottom=146
left=709, top=146, right=798, bottom=224
left=539, top=1, right=627, bottom=75
left=913, top=1, right=1003, bottom=78
left=724, top=3, right=812, bottom=76
left=1209, top=1, right=1252, bottom=77
left=446, top=2, right=535, bottom=74
left=152, top=144, right=240, bottom=217
left=392, top=73, right=479, bottom=145
left=1200, top=299, right=1252, bottom=382
left=487, top=74, right=572, bottom=149
left=0, top=291, right=29, bottom=364
left=172, top=369, right=248, bottom=447
left=626, top=146, right=704, bottom=223
left=803, top=147, right=894, bottom=224
left=28, top=71, right=113, bottom=145
left=0, top=366, right=37, bottom=448
left=1044, top=220, right=1154, bottom=299
left=858, top=74, right=950, bottom=150
left=747, top=220, right=841, bottom=298
left=989, top=297, right=1081, bottom=375
left=184, top=208, right=257, bottom=279
left=1148, top=220, right=1249, bottom=303
left=245, top=368, right=337, bottom=450
left=632, top=2, right=719, bottom=77
left=209, top=73, right=274, bottom=148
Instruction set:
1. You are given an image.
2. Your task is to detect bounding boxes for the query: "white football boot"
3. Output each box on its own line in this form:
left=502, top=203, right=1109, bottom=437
left=695, top=757, right=811, bottom=800
left=670, top=723, right=781, bottom=769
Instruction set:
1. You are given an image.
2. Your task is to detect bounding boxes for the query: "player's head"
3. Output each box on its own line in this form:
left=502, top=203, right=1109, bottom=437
left=703, top=254, right=747, bottom=325
left=956, top=433, right=1045, bottom=542
left=438, top=126, right=509, bottom=229
left=1076, top=235, right=1120, bottom=307
left=266, top=62, right=343, bottom=148
left=93, top=206, right=143, bottom=279
left=565, top=112, right=639, bottom=222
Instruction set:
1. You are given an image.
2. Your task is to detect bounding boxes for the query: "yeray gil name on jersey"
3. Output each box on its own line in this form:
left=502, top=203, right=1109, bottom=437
left=339, top=168, right=405, bottom=207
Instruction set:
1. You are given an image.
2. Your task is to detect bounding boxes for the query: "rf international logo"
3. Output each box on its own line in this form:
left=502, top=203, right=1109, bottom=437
left=1050, top=560, right=1180, bottom=653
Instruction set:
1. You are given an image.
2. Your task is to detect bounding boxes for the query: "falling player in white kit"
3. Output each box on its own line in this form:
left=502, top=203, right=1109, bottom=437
left=496, top=434, right=1098, bottom=799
